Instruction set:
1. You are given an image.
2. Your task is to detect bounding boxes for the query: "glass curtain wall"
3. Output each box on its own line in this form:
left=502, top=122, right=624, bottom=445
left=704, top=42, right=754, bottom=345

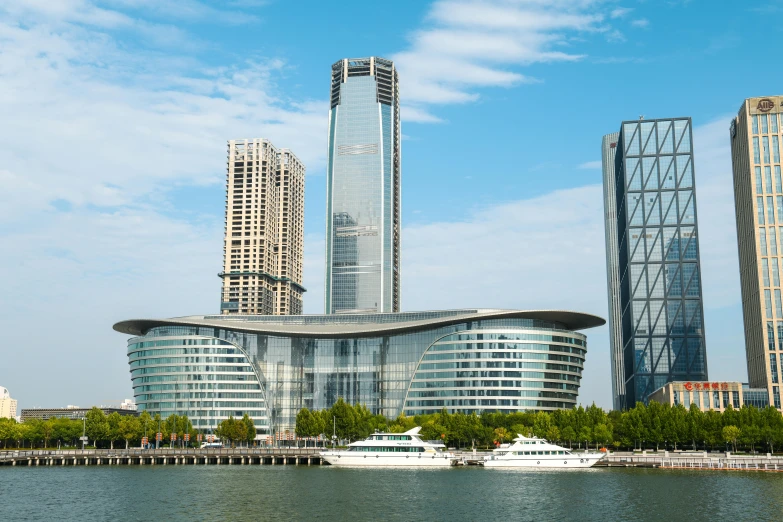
left=325, top=57, right=400, bottom=314
left=615, top=118, right=709, bottom=405
left=127, top=316, right=587, bottom=435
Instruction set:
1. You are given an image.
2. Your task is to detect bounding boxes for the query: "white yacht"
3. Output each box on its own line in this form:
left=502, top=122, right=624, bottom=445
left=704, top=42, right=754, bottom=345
left=483, top=434, right=604, bottom=468
left=320, top=427, right=457, bottom=467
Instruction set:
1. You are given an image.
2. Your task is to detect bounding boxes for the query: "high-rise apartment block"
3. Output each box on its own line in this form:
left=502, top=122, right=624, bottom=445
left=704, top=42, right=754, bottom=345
left=220, top=139, right=305, bottom=315
left=729, top=96, right=783, bottom=410
left=325, top=57, right=400, bottom=314
left=0, top=386, right=18, bottom=419
left=604, top=118, right=708, bottom=408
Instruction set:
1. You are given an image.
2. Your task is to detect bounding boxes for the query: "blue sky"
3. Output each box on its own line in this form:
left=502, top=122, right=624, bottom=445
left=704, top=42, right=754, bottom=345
left=1, top=0, right=782, bottom=411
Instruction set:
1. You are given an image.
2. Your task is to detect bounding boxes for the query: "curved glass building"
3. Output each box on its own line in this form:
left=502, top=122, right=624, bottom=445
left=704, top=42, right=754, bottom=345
left=114, top=309, right=604, bottom=437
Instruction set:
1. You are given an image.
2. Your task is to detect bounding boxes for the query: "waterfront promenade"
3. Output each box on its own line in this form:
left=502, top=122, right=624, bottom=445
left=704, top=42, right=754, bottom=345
left=3, top=448, right=783, bottom=471
left=600, top=451, right=783, bottom=472
left=0, top=447, right=323, bottom=466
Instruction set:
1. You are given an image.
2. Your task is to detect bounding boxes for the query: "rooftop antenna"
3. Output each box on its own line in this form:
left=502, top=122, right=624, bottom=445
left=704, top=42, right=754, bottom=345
left=639, top=115, right=645, bottom=120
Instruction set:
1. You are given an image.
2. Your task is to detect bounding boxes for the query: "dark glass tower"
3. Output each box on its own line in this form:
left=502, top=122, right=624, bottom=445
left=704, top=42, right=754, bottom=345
left=610, top=117, right=709, bottom=407
left=325, top=57, right=400, bottom=314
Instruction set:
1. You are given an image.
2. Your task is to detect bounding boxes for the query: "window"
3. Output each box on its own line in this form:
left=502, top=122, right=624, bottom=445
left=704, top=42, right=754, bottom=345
left=766, top=167, right=773, bottom=193
left=732, top=391, right=740, bottom=408
left=753, top=114, right=759, bottom=134
left=754, top=137, right=760, bottom=163
left=760, top=228, right=768, bottom=255
left=772, top=228, right=779, bottom=256
left=764, top=137, right=771, bottom=163
left=763, top=258, right=770, bottom=286
left=769, top=197, right=776, bottom=223
left=775, top=387, right=781, bottom=409
left=774, top=136, right=780, bottom=163
left=776, top=289, right=782, bottom=318
left=756, top=166, right=763, bottom=193
left=771, top=354, right=779, bottom=384
left=774, top=260, right=780, bottom=286
left=766, top=290, right=773, bottom=318
left=773, top=114, right=779, bottom=133
left=762, top=114, right=769, bottom=134
left=778, top=322, right=783, bottom=350
left=758, top=197, right=766, bottom=224
left=777, top=166, right=783, bottom=194
left=722, top=391, right=729, bottom=408
left=770, top=322, right=776, bottom=352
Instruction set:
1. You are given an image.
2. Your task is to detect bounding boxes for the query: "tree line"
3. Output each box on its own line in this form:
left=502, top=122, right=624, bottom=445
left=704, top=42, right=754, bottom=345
left=296, top=399, right=783, bottom=453
left=0, top=408, right=255, bottom=449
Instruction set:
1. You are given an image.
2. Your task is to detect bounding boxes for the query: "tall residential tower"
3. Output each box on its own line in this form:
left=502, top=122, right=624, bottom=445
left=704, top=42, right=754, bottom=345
left=729, top=96, right=783, bottom=410
left=0, top=386, right=17, bottom=420
left=325, top=57, right=400, bottom=314
left=220, top=139, right=305, bottom=315
left=605, top=118, right=709, bottom=407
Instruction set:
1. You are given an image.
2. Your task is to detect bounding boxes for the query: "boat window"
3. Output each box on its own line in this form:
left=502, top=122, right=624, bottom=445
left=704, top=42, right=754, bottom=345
left=352, top=446, right=425, bottom=452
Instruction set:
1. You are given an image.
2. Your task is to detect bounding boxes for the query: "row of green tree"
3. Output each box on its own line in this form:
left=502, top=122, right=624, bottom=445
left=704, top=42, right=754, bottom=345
left=214, top=415, right=257, bottom=446
left=296, top=399, right=783, bottom=453
left=0, top=408, right=227, bottom=449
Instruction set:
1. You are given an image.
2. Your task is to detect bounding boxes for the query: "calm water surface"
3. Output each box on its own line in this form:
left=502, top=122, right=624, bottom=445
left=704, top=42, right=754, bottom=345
left=1, top=466, right=781, bottom=521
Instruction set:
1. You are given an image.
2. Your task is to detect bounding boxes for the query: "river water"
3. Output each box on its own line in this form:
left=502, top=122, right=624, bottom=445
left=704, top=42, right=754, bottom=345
left=1, top=466, right=781, bottom=521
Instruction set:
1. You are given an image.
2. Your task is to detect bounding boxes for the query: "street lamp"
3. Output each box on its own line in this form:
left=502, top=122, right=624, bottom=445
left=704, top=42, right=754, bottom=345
left=77, top=415, right=89, bottom=451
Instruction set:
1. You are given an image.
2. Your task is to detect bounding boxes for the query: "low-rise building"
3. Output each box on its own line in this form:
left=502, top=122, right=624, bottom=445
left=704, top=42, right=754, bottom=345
left=649, top=381, right=770, bottom=412
left=20, top=406, right=140, bottom=422
left=114, top=309, right=605, bottom=435
left=0, top=387, right=18, bottom=419
left=119, top=399, right=137, bottom=411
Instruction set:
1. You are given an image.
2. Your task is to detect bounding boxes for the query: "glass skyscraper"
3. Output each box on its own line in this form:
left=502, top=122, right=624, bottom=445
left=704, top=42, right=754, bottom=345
left=602, top=132, right=625, bottom=410
left=325, top=57, right=400, bottom=314
left=606, top=118, right=709, bottom=408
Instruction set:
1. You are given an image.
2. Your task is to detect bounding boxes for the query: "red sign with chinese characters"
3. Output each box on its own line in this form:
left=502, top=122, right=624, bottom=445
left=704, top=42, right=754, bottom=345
left=683, top=382, right=729, bottom=392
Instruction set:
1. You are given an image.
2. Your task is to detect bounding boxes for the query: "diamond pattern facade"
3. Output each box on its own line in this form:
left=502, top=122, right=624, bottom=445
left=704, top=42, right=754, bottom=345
left=614, top=118, right=709, bottom=406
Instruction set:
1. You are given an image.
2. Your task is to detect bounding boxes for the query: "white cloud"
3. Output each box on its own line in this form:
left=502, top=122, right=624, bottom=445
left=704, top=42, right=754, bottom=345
left=0, top=2, right=327, bottom=407
left=606, top=29, right=626, bottom=43
left=610, top=7, right=633, bottom=18
left=0, top=8, right=326, bottom=221
left=579, top=160, right=603, bottom=169
left=631, top=18, right=650, bottom=28
left=401, top=105, right=445, bottom=124
left=303, top=235, right=326, bottom=314
left=394, top=0, right=629, bottom=122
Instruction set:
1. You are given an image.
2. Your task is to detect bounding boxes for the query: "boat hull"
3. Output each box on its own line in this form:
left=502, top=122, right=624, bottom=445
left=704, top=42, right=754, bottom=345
left=483, top=454, right=603, bottom=468
left=320, top=452, right=455, bottom=467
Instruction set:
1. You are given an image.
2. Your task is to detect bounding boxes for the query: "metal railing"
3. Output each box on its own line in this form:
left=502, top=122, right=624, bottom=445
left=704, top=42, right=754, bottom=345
left=0, top=447, right=323, bottom=460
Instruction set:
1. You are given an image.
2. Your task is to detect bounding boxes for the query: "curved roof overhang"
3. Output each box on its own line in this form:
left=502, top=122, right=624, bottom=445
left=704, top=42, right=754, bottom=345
left=113, top=309, right=605, bottom=339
